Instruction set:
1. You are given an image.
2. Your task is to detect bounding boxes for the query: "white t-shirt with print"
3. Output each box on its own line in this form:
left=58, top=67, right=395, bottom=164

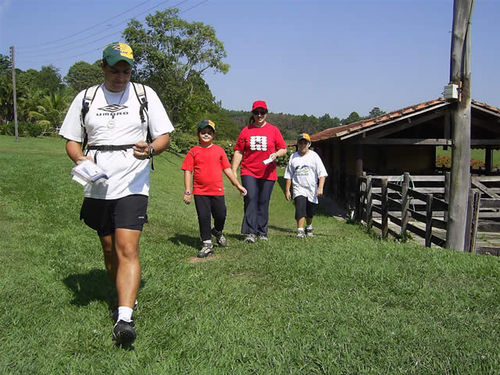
left=284, top=150, right=328, bottom=203
left=59, top=83, right=174, bottom=199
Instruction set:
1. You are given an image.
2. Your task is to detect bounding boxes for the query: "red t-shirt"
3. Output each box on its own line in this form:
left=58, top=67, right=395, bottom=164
left=181, top=144, right=231, bottom=195
left=234, top=122, right=287, bottom=181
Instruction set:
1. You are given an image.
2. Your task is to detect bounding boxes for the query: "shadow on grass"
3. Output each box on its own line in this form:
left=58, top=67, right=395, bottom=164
left=169, top=233, right=200, bottom=249
left=63, top=269, right=145, bottom=309
left=268, top=224, right=295, bottom=234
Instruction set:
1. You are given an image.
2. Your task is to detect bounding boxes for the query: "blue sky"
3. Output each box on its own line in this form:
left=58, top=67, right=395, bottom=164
left=1, top=0, right=499, bottom=119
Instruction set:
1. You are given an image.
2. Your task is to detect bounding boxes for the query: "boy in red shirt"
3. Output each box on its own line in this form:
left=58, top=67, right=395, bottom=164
left=181, top=120, right=247, bottom=258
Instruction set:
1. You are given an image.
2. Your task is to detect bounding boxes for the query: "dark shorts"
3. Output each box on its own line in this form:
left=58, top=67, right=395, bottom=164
left=294, top=195, right=317, bottom=220
left=80, top=194, right=149, bottom=237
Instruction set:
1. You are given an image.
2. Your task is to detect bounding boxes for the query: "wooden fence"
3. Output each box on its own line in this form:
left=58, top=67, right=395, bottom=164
left=356, top=172, right=500, bottom=255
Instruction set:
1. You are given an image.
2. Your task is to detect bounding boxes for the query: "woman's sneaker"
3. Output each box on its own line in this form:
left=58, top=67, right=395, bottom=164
left=113, top=320, right=136, bottom=346
left=297, top=229, right=306, bottom=239
left=197, top=242, right=214, bottom=258
left=305, top=226, right=314, bottom=237
left=244, top=234, right=257, bottom=243
left=211, top=228, right=227, bottom=247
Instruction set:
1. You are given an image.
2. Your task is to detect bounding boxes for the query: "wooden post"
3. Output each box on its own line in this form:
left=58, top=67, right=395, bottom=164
left=425, top=194, right=434, bottom=247
left=446, top=0, right=474, bottom=251
left=485, top=148, right=492, bottom=174
left=444, top=171, right=451, bottom=222
left=356, top=171, right=366, bottom=222
left=381, top=178, right=388, bottom=239
left=400, top=172, right=410, bottom=238
left=464, top=189, right=474, bottom=251
left=469, top=191, right=481, bottom=253
left=365, top=175, right=373, bottom=228
left=10, top=46, right=18, bottom=142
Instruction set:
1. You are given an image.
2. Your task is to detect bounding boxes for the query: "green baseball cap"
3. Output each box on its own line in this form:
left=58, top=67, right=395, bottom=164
left=102, top=42, right=134, bottom=66
left=197, top=120, right=216, bottom=131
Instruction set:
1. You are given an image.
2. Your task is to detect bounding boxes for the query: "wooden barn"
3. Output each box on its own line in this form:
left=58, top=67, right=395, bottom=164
left=309, top=98, right=500, bottom=206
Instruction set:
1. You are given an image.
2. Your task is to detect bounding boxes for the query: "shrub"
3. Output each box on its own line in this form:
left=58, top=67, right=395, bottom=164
left=0, top=122, right=44, bottom=137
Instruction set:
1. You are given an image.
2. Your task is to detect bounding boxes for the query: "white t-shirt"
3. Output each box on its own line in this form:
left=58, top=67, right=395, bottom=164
left=284, top=150, right=328, bottom=203
left=59, top=83, right=174, bottom=199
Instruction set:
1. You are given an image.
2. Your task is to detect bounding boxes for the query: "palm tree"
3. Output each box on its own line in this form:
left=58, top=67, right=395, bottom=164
left=28, top=92, right=70, bottom=134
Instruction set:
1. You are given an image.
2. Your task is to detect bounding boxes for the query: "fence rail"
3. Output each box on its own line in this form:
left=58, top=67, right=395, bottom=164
left=356, top=172, right=500, bottom=255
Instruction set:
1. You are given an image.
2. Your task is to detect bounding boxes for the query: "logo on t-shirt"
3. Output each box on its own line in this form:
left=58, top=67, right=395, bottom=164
left=98, top=104, right=128, bottom=113
left=295, top=165, right=310, bottom=175
left=250, top=136, right=268, bottom=151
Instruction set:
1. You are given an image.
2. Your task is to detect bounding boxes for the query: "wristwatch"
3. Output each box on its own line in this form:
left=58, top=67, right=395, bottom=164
left=184, top=191, right=191, bottom=195
left=148, top=144, right=155, bottom=159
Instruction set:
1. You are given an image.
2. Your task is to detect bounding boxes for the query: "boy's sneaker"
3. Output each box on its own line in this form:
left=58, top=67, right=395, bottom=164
left=258, top=235, right=269, bottom=241
left=305, top=226, right=314, bottom=237
left=244, top=234, right=257, bottom=243
left=297, top=229, right=306, bottom=239
left=211, top=228, right=227, bottom=247
left=113, top=320, right=136, bottom=346
left=197, top=242, right=214, bottom=258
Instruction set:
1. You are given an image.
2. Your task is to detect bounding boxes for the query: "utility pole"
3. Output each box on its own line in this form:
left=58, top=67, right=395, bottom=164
left=10, top=46, right=19, bottom=142
left=446, top=0, right=474, bottom=251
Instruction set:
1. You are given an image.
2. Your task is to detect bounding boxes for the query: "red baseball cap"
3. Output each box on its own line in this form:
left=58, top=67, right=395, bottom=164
left=252, top=100, right=268, bottom=111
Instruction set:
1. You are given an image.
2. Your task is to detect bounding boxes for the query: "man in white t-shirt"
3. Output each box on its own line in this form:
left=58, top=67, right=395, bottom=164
left=59, top=42, right=174, bottom=346
left=284, top=133, right=328, bottom=239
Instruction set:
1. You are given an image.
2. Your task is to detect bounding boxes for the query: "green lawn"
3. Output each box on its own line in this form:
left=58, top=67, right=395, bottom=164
left=0, top=135, right=499, bottom=374
left=437, top=146, right=500, bottom=168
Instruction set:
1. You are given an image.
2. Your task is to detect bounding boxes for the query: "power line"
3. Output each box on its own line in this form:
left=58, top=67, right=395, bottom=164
left=13, top=0, right=210, bottom=72
left=17, top=0, right=154, bottom=50
left=17, top=0, right=200, bottom=60
left=17, top=0, right=193, bottom=56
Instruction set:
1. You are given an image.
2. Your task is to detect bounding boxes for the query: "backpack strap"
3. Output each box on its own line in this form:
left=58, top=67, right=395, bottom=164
left=131, top=82, right=150, bottom=140
left=80, top=84, right=100, bottom=152
left=132, top=82, right=155, bottom=170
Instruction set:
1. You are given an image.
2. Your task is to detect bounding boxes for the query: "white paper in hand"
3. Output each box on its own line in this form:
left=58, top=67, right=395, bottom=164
left=71, top=160, right=109, bottom=186
left=262, top=157, right=273, bottom=165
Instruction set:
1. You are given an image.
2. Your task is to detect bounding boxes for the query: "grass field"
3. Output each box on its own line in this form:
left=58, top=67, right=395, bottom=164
left=0, top=135, right=499, bottom=374
left=436, top=147, right=500, bottom=168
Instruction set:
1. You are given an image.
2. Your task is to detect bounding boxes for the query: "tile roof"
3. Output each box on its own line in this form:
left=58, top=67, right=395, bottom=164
left=308, top=98, right=500, bottom=143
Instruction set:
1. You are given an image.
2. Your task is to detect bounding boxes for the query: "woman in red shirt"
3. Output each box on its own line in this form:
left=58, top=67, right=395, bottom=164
left=231, top=100, right=287, bottom=242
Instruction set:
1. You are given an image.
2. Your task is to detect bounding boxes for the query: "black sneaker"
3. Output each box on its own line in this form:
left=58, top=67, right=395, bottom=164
left=113, top=320, right=136, bottom=346
left=197, top=242, right=214, bottom=258
left=211, top=228, right=227, bottom=247
left=305, top=226, right=314, bottom=237
left=111, top=300, right=138, bottom=323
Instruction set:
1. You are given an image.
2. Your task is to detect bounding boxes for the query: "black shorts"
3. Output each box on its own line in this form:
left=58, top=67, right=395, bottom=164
left=294, top=195, right=317, bottom=220
left=80, top=194, right=149, bottom=237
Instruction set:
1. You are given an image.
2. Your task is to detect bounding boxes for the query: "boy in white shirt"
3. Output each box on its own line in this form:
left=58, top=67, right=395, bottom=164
left=284, top=133, right=328, bottom=238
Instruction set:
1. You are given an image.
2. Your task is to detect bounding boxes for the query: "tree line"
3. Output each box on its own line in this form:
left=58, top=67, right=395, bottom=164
left=0, top=8, right=385, bottom=143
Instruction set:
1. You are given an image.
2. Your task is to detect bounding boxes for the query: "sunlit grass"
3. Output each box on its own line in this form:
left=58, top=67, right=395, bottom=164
left=0, top=135, right=499, bottom=374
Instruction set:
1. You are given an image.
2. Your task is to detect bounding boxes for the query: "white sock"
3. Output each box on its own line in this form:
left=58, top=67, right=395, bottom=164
left=117, top=306, right=133, bottom=322
left=297, top=228, right=305, bottom=233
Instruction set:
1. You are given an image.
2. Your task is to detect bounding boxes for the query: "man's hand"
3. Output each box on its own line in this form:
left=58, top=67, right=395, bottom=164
left=133, top=141, right=150, bottom=160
